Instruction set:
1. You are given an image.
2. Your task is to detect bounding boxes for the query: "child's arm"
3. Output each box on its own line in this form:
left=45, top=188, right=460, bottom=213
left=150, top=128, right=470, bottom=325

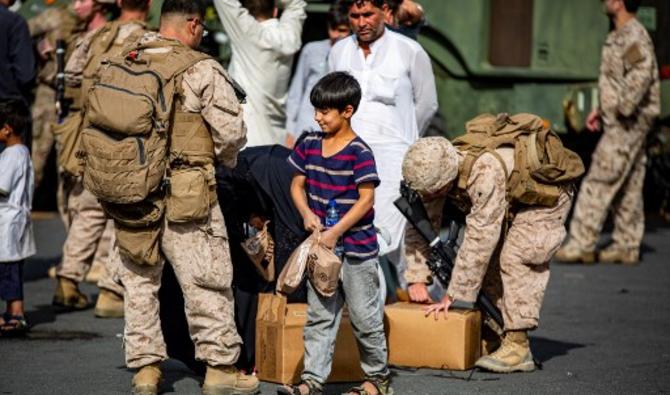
left=320, top=182, right=375, bottom=249
left=290, top=173, right=322, bottom=232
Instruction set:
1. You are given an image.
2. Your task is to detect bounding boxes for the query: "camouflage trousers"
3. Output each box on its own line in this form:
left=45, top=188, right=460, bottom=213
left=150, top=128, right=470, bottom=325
left=447, top=190, right=573, bottom=331
left=566, top=125, right=647, bottom=251
left=32, top=83, right=58, bottom=187
left=55, top=180, right=123, bottom=295
left=117, top=204, right=242, bottom=369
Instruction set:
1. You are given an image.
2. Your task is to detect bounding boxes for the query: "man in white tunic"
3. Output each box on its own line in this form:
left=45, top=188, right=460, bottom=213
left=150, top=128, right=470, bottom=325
left=328, top=0, right=437, bottom=286
left=214, top=0, right=306, bottom=146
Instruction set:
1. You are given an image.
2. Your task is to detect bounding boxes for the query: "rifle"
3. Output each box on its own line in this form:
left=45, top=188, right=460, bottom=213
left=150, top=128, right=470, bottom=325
left=394, top=181, right=543, bottom=369
left=394, top=181, right=505, bottom=329
left=55, top=39, right=69, bottom=122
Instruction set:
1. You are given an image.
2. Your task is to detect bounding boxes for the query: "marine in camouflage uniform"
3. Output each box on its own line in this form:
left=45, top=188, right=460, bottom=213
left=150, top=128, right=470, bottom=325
left=28, top=3, right=83, bottom=188
left=111, top=26, right=258, bottom=394
left=53, top=9, right=147, bottom=316
left=402, top=137, right=574, bottom=373
left=556, top=11, right=660, bottom=265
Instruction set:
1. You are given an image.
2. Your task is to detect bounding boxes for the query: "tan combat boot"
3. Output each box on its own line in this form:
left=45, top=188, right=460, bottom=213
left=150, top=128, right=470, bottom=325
left=84, top=262, right=107, bottom=283
left=481, top=324, right=503, bottom=356
left=599, top=246, right=639, bottom=265
left=94, top=289, right=124, bottom=318
left=554, top=243, right=596, bottom=264
left=132, top=363, right=162, bottom=395
left=475, top=330, right=535, bottom=373
left=202, top=365, right=260, bottom=395
left=52, top=277, right=89, bottom=309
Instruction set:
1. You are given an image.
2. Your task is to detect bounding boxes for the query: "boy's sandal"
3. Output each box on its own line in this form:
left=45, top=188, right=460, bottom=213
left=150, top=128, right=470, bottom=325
left=342, top=376, right=393, bottom=395
left=277, top=379, right=323, bottom=395
left=0, top=313, right=29, bottom=337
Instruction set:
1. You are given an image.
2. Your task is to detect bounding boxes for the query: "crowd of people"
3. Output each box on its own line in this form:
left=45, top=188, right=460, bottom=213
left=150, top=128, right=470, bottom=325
left=0, top=0, right=660, bottom=394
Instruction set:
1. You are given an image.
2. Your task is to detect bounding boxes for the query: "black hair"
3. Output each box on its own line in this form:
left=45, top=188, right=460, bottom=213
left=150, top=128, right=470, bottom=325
left=623, top=0, right=642, bottom=13
left=384, top=0, right=401, bottom=13
left=327, top=0, right=349, bottom=29
left=161, top=0, right=206, bottom=18
left=341, top=0, right=385, bottom=10
left=241, top=0, right=276, bottom=19
left=121, top=0, right=151, bottom=12
left=310, top=72, right=361, bottom=113
left=0, top=99, right=30, bottom=140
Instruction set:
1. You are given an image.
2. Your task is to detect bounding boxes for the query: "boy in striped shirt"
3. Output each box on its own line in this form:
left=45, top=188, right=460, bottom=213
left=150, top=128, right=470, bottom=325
left=281, top=72, right=391, bottom=395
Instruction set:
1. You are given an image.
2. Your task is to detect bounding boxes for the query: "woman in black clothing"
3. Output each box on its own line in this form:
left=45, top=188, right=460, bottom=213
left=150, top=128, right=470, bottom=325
left=161, top=145, right=307, bottom=374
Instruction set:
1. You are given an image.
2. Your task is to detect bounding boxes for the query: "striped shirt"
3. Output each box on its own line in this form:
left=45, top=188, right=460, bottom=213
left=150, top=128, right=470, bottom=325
left=289, top=132, right=380, bottom=259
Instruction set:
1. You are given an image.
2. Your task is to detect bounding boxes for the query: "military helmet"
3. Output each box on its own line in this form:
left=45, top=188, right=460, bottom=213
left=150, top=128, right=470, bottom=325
left=402, top=136, right=460, bottom=196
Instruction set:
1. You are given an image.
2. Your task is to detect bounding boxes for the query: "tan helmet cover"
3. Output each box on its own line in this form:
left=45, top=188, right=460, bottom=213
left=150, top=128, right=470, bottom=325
left=402, top=136, right=459, bottom=196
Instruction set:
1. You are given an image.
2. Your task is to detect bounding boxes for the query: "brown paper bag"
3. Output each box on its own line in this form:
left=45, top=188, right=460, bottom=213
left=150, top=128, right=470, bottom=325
left=240, top=221, right=276, bottom=282
left=276, top=233, right=316, bottom=295
left=306, top=238, right=342, bottom=298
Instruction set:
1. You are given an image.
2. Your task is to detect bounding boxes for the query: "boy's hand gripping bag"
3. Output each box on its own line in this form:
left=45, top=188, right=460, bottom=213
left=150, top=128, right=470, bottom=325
left=307, top=232, right=342, bottom=298
left=276, top=232, right=317, bottom=295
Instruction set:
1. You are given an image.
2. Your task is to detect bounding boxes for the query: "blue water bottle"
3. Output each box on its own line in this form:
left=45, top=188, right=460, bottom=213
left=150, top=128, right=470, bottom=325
left=325, top=199, right=344, bottom=258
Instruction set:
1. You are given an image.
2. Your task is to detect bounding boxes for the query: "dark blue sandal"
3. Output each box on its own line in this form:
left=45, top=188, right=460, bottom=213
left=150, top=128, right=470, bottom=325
left=0, top=313, right=29, bottom=336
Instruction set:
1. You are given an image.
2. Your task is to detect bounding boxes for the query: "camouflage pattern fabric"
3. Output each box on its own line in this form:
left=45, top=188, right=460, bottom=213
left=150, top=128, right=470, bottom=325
left=31, top=83, right=58, bottom=186
left=404, top=146, right=573, bottom=330
left=56, top=180, right=116, bottom=290
left=117, top=205, right=242, bottom=368
left=55, top=21, right=149, bottom=295
left=117, top=33, right=246, bottom=368
left=563, top=18, right=660, bottom=254
left=28, top=6, right=82, bottom=186
left=401, top=136, right=459, bottom=197
left=96, top=227, right=124, bottom=295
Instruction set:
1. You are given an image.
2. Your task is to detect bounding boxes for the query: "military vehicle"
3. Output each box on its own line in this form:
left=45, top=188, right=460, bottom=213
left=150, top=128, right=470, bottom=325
left=18, top=0, right=669, bottom=210
left=19, top=0, right=669, bottom=132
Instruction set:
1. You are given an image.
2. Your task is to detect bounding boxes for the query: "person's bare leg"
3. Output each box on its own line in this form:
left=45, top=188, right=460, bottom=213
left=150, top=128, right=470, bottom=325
left=7, top=300, right=24, bottom=316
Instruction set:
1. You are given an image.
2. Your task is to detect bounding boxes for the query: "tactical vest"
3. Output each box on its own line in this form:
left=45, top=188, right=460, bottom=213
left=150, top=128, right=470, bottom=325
left=81, top=38, right=211, bottom=204
left=451, top=113, right=584, bottom=209
left=80, top=38, right=221, bottom=265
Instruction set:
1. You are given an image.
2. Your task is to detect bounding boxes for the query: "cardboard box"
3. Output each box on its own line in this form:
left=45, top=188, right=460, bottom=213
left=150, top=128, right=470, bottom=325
left=384, top=302, right=481, bottom=370
left=256, top=293, right=365, bottom=384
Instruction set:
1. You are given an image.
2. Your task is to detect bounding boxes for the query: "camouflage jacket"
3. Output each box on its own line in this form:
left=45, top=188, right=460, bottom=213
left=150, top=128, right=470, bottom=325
left=599, top=18, right=660, bottom=126
left=138, top=32, right=247, bottom=169
left=28, top=6, right=83, bottom=86
left=405, top=149, right=513, bottom=302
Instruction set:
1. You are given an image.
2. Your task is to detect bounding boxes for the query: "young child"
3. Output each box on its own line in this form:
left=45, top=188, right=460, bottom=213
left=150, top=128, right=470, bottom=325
left=280, top=72, right=391, bottom=395
left=0, top=99, right=35, bottom=336
left=284, top=0, right=351, bottom=147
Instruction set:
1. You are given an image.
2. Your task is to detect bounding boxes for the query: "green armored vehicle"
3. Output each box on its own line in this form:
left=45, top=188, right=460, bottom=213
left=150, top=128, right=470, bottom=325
left=301, top=0, right=669, bottom=137
left=19, top=0, right=668, bottom=136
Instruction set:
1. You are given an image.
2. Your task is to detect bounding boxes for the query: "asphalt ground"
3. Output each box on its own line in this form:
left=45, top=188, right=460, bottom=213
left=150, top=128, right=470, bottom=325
left=1, top=214, right=669, bottom=394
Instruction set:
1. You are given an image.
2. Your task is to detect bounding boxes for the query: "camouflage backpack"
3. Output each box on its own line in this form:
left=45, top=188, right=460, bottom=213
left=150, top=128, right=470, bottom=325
left=453, top=113, right=584, bottom=207
left=54, top=20, right=147, bottom=176
left=79, top=38, right=209, bottom=205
